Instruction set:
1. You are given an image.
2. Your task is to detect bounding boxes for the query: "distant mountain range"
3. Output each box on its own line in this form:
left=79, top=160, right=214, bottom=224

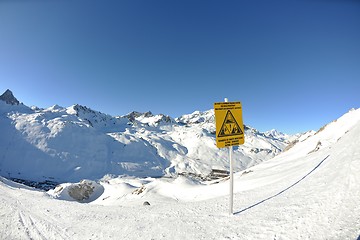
left=0, top=89, right=313, bottom=183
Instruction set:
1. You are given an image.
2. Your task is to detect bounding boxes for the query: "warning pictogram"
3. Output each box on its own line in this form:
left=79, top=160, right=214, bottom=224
left=218, top=110, right=243, bottom=137
left=214, top=101, right=244, bottom=148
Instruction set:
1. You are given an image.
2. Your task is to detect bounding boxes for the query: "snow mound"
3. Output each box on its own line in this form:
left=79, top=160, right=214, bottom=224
left=48, top=180, right=104, bottom=203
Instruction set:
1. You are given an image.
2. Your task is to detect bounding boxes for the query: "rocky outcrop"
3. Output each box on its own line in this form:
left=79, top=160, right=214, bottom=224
left=0, top=89, right=20, bottom=105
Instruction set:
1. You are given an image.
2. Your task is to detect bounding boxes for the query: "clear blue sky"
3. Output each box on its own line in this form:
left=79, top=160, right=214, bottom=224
left=0, top=0, right=359, bottom=134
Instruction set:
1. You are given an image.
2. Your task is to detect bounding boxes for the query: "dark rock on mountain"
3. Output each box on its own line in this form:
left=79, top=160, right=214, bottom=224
left=0, top=89, right=20, bottom=105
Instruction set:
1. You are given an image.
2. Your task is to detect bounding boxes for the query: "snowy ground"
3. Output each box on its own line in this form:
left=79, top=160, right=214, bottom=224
left=1, top=109, right=360, bottom=240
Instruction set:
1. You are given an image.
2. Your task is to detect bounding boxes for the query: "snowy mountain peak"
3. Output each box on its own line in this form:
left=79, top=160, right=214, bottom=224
left=137, top=112, right=174, bottom=127
left=0, top=89, right=20, bottom=105
left=65, top=104, right=125, bottom=130
left=121, top=111, right=176, bottom=127
left=124, top=111, right=154, bottom=122
left=46, top=104, right=64, bottom=112
left=264, top=129, right=288, bottom=141
left=71, top=104, right=97, bottom=115
left=176, top=109, right=214, bottom=125
left=66, top=104, right=110, bottom=120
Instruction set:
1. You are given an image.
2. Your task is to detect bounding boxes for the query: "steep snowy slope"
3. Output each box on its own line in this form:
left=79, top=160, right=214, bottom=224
left=1, top=90, right=291, bottom=183
left=0, top=107, right=359, bottom=240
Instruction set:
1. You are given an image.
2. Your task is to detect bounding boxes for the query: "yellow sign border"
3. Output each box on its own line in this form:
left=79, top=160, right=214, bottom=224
left=214, top=101, right=244, bottom=148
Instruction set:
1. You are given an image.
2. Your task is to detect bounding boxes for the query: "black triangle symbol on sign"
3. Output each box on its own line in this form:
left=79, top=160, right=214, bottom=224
left=218, top=110, right=243, bottom=137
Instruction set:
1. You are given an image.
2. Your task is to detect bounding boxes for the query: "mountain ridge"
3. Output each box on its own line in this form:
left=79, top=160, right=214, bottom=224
left=2, top=89, right=356, bottom=184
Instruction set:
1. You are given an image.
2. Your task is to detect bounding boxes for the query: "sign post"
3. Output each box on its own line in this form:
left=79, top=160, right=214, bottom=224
left=214, top=99, right=244, bottom=215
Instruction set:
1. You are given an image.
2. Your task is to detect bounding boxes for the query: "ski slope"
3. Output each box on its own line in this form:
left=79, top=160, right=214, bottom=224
left=1, top=109, right=359, bottom=239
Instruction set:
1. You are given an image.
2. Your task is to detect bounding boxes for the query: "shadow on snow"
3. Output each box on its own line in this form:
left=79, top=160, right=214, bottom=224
left=235, top=155, right=330, bottom=215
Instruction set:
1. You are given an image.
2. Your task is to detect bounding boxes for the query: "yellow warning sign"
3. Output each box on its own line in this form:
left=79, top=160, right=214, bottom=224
left=214, top=101, right=244, bottom=148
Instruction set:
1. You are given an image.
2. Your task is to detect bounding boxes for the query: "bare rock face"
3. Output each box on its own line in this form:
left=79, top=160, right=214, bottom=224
left=68, top=180, right=95, bottom=201
left=0, top=89, right=20, bottom=105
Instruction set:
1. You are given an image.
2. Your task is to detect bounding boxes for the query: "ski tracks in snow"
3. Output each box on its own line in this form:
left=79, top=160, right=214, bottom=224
left=0, top=187, right=71, bottom=240
left=16, top=207, right=70, bottom=240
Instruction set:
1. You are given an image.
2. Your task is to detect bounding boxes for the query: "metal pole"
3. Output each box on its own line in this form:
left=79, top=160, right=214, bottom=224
left=225, top=98, right=234, bottom=215
left=229, top=144, right=234, bottom=215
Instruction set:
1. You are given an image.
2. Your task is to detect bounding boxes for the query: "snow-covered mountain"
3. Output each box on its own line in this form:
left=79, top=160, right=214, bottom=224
left=1, top=89, right=293, bottom=183
left=0, top=94, right=359, bottom=239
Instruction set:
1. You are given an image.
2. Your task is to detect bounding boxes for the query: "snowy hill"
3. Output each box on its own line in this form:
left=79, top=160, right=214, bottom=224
left=0, top=90, right=291, bottom=183
left=0, top=104, right=359, bottom=239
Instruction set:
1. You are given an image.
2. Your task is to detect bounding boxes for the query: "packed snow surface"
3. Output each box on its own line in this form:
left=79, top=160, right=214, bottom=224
left=1, top=108, right=359, bottom=239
